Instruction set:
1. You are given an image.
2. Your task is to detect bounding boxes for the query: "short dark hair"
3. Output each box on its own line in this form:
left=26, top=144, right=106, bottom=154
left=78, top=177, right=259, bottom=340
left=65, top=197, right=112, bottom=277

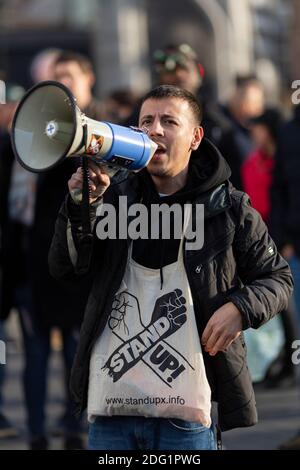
left=140, top=85, right=203, bottom=124
left=54, top=51, right=94, bottom=74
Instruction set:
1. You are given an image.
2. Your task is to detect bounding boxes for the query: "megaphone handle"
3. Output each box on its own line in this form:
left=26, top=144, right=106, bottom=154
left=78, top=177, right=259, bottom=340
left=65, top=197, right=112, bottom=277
left=80, top=156, right=92, bottom=235
left=96, top=162, right=120, bottom=178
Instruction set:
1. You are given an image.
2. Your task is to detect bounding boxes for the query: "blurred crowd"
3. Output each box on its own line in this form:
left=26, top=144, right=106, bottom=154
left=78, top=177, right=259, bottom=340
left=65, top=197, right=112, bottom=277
left=0, top=44, right=300, bottom=450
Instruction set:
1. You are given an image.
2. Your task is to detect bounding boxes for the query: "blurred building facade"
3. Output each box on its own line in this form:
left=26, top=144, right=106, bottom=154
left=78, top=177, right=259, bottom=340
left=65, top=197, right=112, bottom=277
left=0, top=0, right=297, bottom=104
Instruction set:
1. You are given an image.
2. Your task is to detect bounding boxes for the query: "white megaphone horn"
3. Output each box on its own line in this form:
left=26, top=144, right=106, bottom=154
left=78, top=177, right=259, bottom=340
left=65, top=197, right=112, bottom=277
left=11, top=80, right=157, bottom=174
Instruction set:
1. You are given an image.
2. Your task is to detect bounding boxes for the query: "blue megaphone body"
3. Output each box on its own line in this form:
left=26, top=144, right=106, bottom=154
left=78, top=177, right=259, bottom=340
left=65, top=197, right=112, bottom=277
left=11, top=81, right=157, bottom=174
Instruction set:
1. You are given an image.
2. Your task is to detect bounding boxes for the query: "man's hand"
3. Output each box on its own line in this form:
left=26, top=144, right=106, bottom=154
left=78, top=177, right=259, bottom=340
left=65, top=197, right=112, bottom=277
left=68, top=161, right=110, bottom=204
left=201, top=302, right=242, bottom=356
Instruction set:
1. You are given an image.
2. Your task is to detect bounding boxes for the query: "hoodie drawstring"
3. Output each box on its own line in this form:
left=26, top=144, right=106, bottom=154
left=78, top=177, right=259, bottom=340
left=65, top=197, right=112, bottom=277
left=160, top=266, right=164, bottom=290
left=159, top=239, right=164, bottom=290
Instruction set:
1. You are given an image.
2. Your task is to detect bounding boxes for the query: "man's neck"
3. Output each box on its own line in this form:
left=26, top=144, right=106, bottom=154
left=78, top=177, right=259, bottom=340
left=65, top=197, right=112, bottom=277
left=151, top=168, right=189, bottom=195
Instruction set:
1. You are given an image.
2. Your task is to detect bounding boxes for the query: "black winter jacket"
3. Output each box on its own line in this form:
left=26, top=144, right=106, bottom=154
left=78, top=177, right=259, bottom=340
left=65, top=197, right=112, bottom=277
left=48, top=142, right=293, bottom=432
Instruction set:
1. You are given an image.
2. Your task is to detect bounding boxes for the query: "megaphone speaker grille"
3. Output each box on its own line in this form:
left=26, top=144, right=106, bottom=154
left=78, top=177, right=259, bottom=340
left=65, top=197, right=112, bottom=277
left=12, top=81, right=78, bottom=172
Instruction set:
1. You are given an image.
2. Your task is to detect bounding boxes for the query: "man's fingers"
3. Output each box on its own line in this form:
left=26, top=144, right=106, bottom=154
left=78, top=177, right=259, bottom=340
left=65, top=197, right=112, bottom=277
left=201, top=323, right=213, bottom=346
left=69, top=162, right=110, bottom=203
left=204, top=331, right=241, bottom=356
left=89, top=167, right=110, bottom=186
left=201, top=318, right=222, bottom=352
left=201, top=303, right=243, bottom=356
left=203, top=330, right=221, bottom=353
left=73, top=174, right=83, bottom=183
left=202, top=317, right=234, bottom=354
left=207, top=336, right=229, bottom=356
left=68, top=174, right=83, bottom=192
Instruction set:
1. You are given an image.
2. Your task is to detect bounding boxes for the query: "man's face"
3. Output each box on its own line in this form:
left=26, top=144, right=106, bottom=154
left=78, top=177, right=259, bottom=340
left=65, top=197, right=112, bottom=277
left=139, top=97, right=202, bottom=179
left=234, top=84, right=265, bottom=125
left=53, top=60, right=93, bottom=105
left=241, top=84, right=264, bottom=119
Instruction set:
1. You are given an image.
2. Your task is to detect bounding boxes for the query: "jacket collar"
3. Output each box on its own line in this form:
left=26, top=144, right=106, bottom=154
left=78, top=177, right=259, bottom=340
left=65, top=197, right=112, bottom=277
left=114, top=175, right=232, bottom=219
left=194, top=181, right=232, bottom=219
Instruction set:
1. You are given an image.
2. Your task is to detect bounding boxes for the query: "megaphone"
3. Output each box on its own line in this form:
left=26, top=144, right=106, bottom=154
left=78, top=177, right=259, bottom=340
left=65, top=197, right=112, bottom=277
left=11, top=80, right=157, bottom=174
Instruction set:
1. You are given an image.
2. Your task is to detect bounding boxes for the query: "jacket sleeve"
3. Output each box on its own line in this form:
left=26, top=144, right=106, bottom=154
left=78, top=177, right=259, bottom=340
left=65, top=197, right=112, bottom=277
left=48, top=194, right=101, bottom=282
left=227, top=192, right=294, bottom=330
left=48, top=170, right=129, bottom=282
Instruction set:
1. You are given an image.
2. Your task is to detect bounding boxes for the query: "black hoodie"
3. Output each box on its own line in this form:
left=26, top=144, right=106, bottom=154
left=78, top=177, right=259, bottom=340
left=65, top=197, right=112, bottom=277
left=131, top=138, right=231, bottom=281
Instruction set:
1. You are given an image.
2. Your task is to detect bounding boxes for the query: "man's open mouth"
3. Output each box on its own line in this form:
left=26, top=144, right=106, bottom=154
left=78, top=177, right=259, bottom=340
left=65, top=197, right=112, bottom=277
left=153, top=144, right=166, bottom=158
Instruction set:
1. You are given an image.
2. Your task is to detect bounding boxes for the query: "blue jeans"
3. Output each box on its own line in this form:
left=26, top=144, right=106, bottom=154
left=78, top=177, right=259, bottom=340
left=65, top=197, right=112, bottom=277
left=88, top=416, right=217, bottom=450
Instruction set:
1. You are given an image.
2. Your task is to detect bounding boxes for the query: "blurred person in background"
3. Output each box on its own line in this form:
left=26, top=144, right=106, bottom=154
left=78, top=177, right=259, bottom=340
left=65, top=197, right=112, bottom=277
left=241, top=109, right=297, bottom=389
left=0, top=49, right=104, bottom=449
left=27, top=49, right=104, bottom=449
left=153, top=43, right=204, bottom=95
left=241, top=109, right=282, bottom=225
left=218, top=75, right=265, bottom=190
left=53, top=50, right=104, bottom=119
left=124, top=43, right=229, bottom=146
left=29, top=48, right=61, bottom=85
left=0, top=123, right=19, bottom=440
left=152, top=43, right=229, bottom=145
left=104, top=89, right=139, bottom=125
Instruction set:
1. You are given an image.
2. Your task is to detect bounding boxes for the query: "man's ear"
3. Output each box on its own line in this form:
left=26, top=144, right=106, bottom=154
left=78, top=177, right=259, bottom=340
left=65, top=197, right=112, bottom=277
left=191, top=126, right=204, bottom=150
